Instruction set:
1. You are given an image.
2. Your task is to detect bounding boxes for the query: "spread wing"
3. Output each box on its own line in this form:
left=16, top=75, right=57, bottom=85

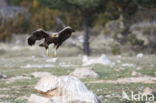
left=28, top=29, right=49, bottom=46
left=58, top=27, right=72, bottom=45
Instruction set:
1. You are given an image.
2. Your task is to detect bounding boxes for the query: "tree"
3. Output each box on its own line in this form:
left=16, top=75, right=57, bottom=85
left=105, top=0, right=156, bottom=43
left=38, top=0, right=108, bottom=55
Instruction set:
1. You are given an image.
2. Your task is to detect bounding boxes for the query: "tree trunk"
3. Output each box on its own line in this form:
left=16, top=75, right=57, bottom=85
left=83, top=15, right=90, bottom=56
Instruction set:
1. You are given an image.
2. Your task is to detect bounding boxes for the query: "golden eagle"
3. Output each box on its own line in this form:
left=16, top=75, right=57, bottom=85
left=28, top=26, right=75, bottom=57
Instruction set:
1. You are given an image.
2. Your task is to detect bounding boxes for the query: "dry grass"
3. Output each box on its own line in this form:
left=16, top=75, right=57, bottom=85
left=0, top=47, right=155, bottom=103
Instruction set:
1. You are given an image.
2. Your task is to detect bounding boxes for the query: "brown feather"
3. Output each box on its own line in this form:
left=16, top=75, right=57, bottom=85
left=28, top=29, right=49, bottom=46
left=57, top=26, right=73, bottom=48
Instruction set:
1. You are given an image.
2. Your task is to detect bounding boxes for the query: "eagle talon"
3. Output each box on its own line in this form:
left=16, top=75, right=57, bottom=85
left=53, top=51, right=57, bottom=57
left=53, top=53, right=57, bottom=57
left=47, top=53, right=50, bottom=57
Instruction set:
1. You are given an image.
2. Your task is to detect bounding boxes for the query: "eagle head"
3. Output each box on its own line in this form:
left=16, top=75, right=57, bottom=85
left=65, top=26, right=75, bottom=32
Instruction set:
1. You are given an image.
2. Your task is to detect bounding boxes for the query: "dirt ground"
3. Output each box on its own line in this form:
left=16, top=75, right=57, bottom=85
left=0, top=44, right=156, bottom=103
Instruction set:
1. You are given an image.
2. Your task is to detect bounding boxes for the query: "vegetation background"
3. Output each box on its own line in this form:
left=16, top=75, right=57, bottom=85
left=0, top=0, right=156, bottom=55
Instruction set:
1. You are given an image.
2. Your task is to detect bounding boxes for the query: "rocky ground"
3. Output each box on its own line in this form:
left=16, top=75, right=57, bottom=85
left=0, top=44, right=156, bottom=103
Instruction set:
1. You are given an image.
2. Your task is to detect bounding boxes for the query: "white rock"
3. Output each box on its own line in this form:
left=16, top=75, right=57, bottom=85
left=82, top=55, right=88, bottom=63
left=0, top=94, right=10, bottom=98
left=15, top=96, right=28, bottom=101
left=131, top=71, right=146, bottom=76
left=137, top=53, right=144, bottom=58
left=28, top=94, right=52, bottom=103
left=21, top=64, right=55, bottom=69
left=6, top=76, right=31, bottom=83
left=121, top=63, right=135, bottom=67
left=117, top=55, right=122, bottom=58
left=34, top=75, right=58, bottom=93
left=30, top=72, right=52, bottom=78
left=82, top=54, right=114, bottom=66
left=11, top=46, right=20, bottom=51
left=59, top=62, right=76, bottom=67
left=142, top=87, right=153, bottom=95
left=0, top=72, right=7, bottom=79
left=78, top=35, right=84, bottom=43
left=70, top=67, right=98, bottom=78
left=100, top=54, right=112, bottom=65
left=7, top=76, right=31, bottom=80
left=116, top=60, right=121, bottom=63
left=29, top=76, right=102, bottom=103
left=88, top=77, right=156, bottom=84
left=46, top=58, right=57, bottom=63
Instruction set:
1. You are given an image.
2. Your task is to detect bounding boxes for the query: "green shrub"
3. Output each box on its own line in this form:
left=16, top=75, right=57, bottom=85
left=30, top=8, right=59, bottom=31
left=111, top=44, right=121, bottom=55
left=127, top=34, right=144, bottom=46
left=12, top=14, right=30, bottom=33
left=0, top=26, right=11, bottom=41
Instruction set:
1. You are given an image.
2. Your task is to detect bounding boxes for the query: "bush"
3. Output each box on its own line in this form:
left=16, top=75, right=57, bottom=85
left=12, top=14, right=30, bottom=33
left=111, top=44, right=121, bottom=55
left=0, top=26, right=11, bottom=41
left=30, top=8, right=59, bottom=31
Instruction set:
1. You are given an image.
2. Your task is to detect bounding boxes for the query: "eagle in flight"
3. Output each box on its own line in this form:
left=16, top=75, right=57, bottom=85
left=28, top=26, right=75, bottom=57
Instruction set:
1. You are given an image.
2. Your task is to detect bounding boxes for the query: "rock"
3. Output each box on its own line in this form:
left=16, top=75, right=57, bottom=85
left=114, top=68, right=120, bottom=72
left=143, top=87, right=156, bottom=96
left=136, top=67, right=142, bottom=70
left=146, top=102, right=156, bottom=103
left=137, top=53, right=144, bottom=58
left=0, top=0, right=8, bottom=7
left=82, top=54, right=114, bottom=66
left=130, top=21, right=156, bottom=46
left=70, top=67, right=98, bottom=78
left=0, top=6, right=29, bottom=19
left=100, top=54, right=112, bottom=65
left=82, top=55, right=88, bottom=63
left=21, top=64, right=55, bottom=69
left=117, top=55, right=122, bottom=58
left=131, top=71, right=146, bottom=77
left=143, top=87, right=153, bottom=95
left=34, top=75, right=58, bottom=94
left=30, top=72, right=52, bottom=78
left=116, top=60, right=121, bottom=63
left=88, top=77, right=156, bottom=84
left=116, top=77, right=156, bottom=84
left=46, top=58, right=57, bottom=63
left=6, top=76, right=31, bottom=83
left=0, top=88, right=10, bottom=91
left=59, top=62, right=74, bottom=67
left=105, top=15, right=124, bottom=35
left=121, top=63, right=135, bottom=67
left=15, top=96, right=28, bottom=101
left=0, top=94, right=10, bottom=98
left=28, top=76, right=101, bottom=103
left=0, top=72, right=7, bottom=79
left=28, top=94, right=51, bottom=103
